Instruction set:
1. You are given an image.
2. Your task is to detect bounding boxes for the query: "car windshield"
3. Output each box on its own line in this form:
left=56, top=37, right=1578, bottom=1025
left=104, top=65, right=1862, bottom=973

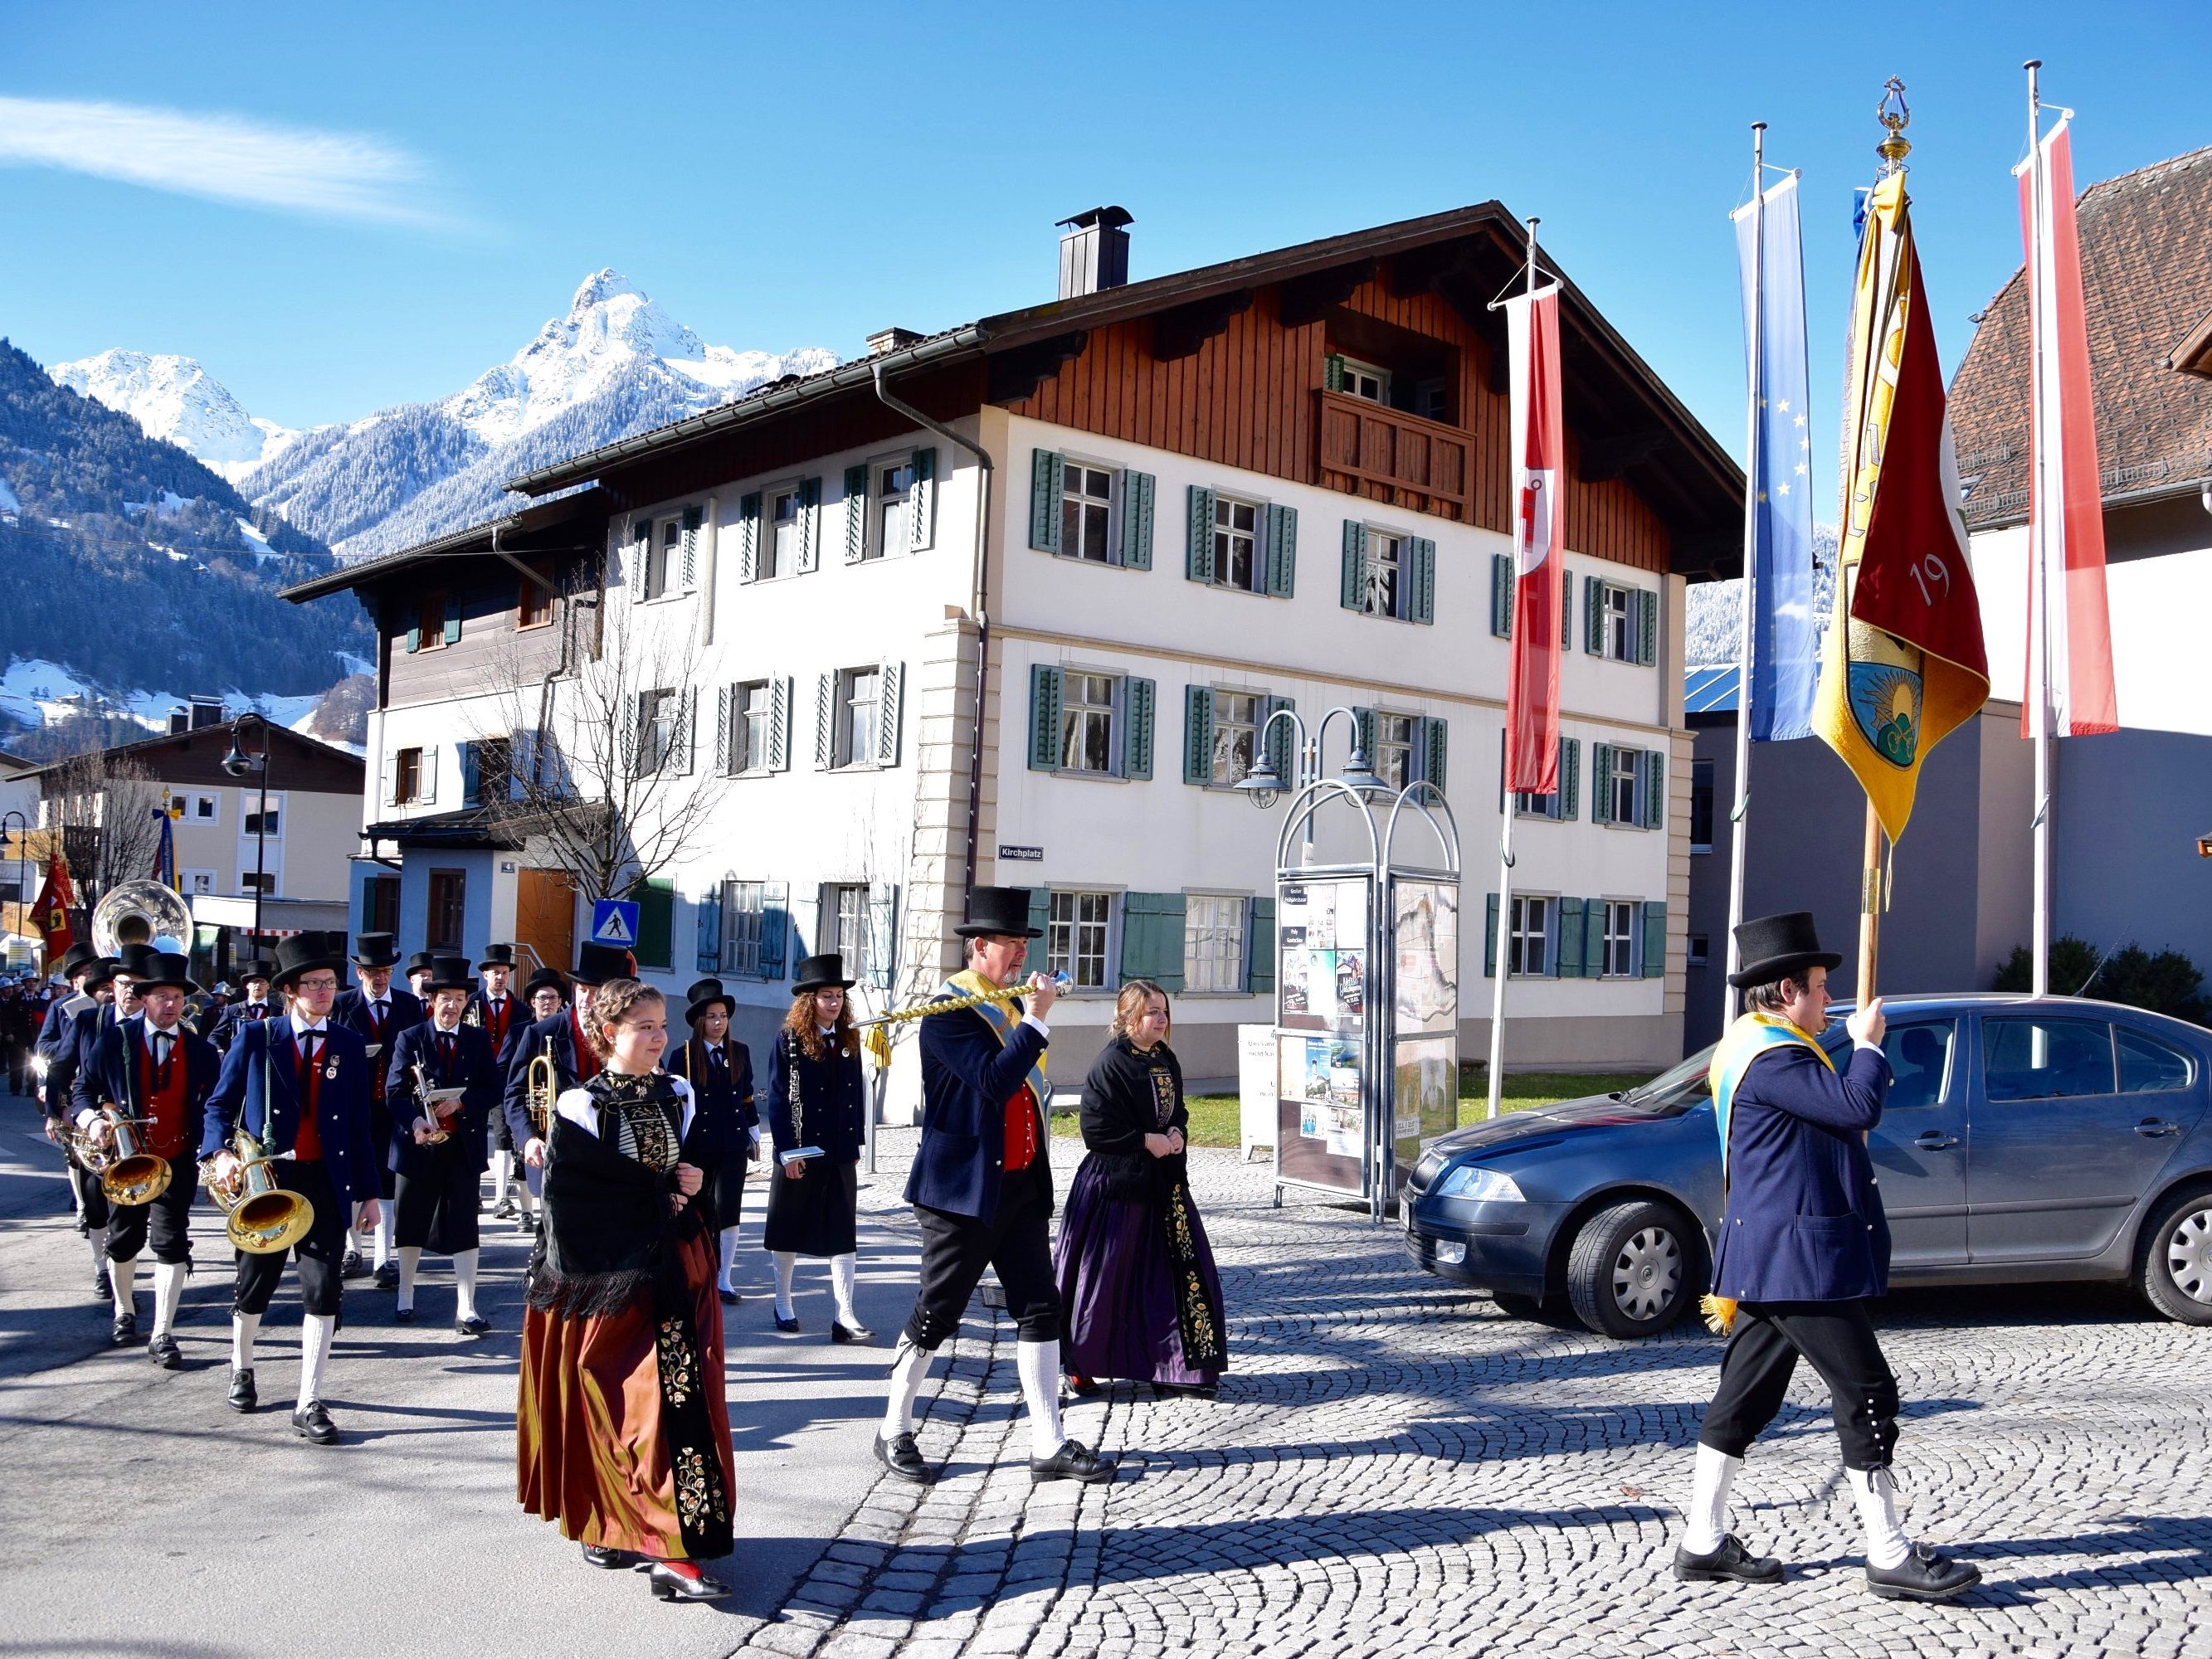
left=1623, top=1014, right=1850, bottom=1111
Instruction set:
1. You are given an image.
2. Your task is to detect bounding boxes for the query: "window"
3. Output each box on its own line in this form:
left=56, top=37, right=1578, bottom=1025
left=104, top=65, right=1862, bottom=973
left=1690, top=759, right=1716, bottom=853
left=394, top=747, right=425, bottom=805
left=1060, top=672, right=1118, bottom=774
left=719, top=881, right=765, bottom=975
left=1688, top=934, right=1710, bottom=968
left=636, top=688, right=680, bottom=774
left=427, top=870, right=466, bottom=953
left=1983, top=1017, right=2117, bottom=1102
left=636, top=517, right=681, bottom=600
left=1602, top=900, right=1639, bottom=977
left=1048, top=891, right=1113, bottom=990
left=872, top=459, right=914, bottom=559
left=517, top=562, right=555, bottom=629
left=2118, top=1027, right=2194, bottom=1094
left=824, top=883, right=871, bottom=983
left=1364, top=531, right=1402, bottom=619
left=1184, top=894, right=1247, bottom=993
left=366, top=874, right=400, bottom=937
left=767, top=488, right=802, bottom=580
left=729, top=680, right=772, bottom=775
left=1062, top=463, right=1116, bottom=562
left=1882, top=1020, right=1955, bottom=1112
left=836, top=668, right=881, bottom=768
left=469, top=737, right=513, bottom=805
left=241, top=871, right=275, bottom=894
left=186, top=792, right=218, bottom=825
left=1509, top=895, right=1551, bottom=977
left=241, top=797, right=283, bottom=839
left=416, top=590, right=449, bottom=651
left=1338, top=356, right=1391, bottom=403
left=1212, top=496, right=1261, bottom=591
left=1376, top=712, right=1418, bottom=790
left=1210, top=691, right=1262, bottom=786
left=1609, top=746, right=1640, bottom=825
left=181, top=868, right=216, bottom=897
left=1604, top=583, right=1635, bottom=660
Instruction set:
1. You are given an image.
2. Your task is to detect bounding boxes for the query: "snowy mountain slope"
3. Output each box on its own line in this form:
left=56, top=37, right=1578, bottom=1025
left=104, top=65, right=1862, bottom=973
left=244, top=404, right=488, bottom=550
left=1684, top=524, right=1840, bottom=665
left=48, top=349, right=307, bottom=481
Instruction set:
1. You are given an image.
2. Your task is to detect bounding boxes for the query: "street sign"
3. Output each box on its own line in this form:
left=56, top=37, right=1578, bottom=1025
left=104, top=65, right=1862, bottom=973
left=589, top=898, right=641, bottom=947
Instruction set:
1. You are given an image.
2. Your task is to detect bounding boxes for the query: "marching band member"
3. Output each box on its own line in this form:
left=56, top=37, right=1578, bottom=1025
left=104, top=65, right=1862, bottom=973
left=333, top=933, right=425, bottom=1287
left=876, top=888, right=1113, bottom=1488
left=469, top=945, right=524, bottom=1218
left=38, top=943, right=111, bottom=1281
left=71, top=951, right=217, bottom=1363
left=201, top=933, right=379, bottom=1444
left=762, top=957, right=867, bottom=1338
left=666, top=977, right=759, bottom=1305
left=208, top=958, right=277, bottom=1054
left=504, top=944, right=629, bottom=1234
left=385, top=957, right=499, bottom=1334
left=404, top=951, right=436, bottom=1001
left=517, top=978, right=734, bottom=1602
left=52, top=949, right=152, bottom=1297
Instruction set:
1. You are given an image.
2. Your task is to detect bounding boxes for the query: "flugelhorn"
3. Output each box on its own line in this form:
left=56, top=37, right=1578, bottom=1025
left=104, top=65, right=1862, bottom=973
left=70, top=1107, right=173, bottom=1206
left=859, top=971, right=1071, bottom=1068
left=199, top=1131, right=314, bottom=1255
left=524, top=1052, right=557, bottom=1139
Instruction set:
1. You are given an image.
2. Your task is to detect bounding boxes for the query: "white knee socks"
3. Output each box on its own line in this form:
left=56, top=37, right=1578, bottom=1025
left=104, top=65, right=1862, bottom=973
left=1851, top=1467, right=1911, bottom=1569
left=231, top=1310, right=261, bottom=1373
left=454, top=1248, right=480, bottom=1320
left=772, top=1251, right=797, bottom=1319
left=719, top=1228, right=741, bottom=1293
left=299, top=1312, right=335, bottom=1410
left=396, top=1245, right=421, bottom=1312
left=1016, top=1337, right=1066, bottom=1458
left=110, top=1253, right=138, bottom=1319
left=882, top=1336, right=932, bottom=1438
left=373, top=1208, right=394, bottom=1268
left=517, top=1181, right=538, bottom=1219
left=831, top=1253, right=860, bottom=1326
left=491, top=1150, right=513, bottom=1204
left=1683, top=1443, right=1741, bottom=1554
left=152, top=1262, right=188, bottom=1338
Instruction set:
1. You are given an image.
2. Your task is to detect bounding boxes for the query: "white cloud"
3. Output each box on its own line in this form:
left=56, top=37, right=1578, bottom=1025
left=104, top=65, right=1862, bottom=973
left=0, top=95, right=450, bottom=227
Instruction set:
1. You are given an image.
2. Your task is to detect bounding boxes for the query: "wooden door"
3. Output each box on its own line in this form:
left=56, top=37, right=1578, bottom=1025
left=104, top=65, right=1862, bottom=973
left=515, top=868, right=576, bottom=979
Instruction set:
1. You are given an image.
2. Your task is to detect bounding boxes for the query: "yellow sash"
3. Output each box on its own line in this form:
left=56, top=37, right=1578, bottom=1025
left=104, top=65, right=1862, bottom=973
left=943, top=970, right=1049, bottom=1104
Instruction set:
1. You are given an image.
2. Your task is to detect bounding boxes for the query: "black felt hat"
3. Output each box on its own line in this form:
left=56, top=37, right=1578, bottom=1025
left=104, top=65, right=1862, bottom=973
left=404, top=951, right=436, bottom=979
left=1727, top=911, right=1843, bottom=989
left=953, top=886, right=1041, bottom=939
left=424, top=956, right=475, bottom=995
left=349, top=932, right=402, bottom=969
left=476, top=942, right=517, bottom=972
left=59, top=941, right=100, bottom=978
left=685, top=977, right=736, bottom=1024
left=238, top=956, right=275, bottom=984
left=80, top=956, right=123, bottom=991
left=271, top=932, right=347, bottom=992
left=131, top=951, right=199, bottom=995
left=522, top=966, right=571, bottom=1001
left=792, top=954, right=855, bottom=994
left=573, top=942, right=634, bottom=986
left=115, top=941, right=160, bottom=981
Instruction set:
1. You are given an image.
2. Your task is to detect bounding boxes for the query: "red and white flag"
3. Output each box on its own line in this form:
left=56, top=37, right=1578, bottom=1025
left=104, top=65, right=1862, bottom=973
left=2016, top=116, right=2117, bottom=738
left=1503, top=285, right=1563, bottom=793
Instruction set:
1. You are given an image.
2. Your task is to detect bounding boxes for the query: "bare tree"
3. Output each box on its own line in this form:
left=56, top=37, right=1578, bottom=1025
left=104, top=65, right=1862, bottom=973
left=42, top=750, right=168, bottom=912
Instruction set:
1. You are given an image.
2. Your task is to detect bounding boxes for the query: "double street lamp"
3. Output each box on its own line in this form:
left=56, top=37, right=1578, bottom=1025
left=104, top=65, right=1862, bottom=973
left=220, top=714, right=273, bottom=951
left=1235, top=705, right=1386, bottom=815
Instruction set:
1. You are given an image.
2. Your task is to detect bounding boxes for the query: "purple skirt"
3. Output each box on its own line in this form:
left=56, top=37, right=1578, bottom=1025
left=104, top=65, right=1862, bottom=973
left=1053, top=1155, right=1227, bottom=1385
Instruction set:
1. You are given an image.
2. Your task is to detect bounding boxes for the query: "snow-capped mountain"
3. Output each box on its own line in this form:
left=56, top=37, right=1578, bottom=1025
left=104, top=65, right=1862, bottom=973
left=47, top=349, right=307, bottom=482
left=1684, top=525, right=1841, bottom=665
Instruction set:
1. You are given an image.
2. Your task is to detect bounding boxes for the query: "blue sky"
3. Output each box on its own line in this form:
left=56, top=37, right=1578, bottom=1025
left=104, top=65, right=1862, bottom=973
left=4, top=0, right=2205, bottom=511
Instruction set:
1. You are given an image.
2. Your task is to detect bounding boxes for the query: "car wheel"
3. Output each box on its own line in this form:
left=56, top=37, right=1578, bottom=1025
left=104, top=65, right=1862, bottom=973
left=1566, top=1200, right=1698, bottom=1340
left=2136, top=1185, right=2212, bottom=1327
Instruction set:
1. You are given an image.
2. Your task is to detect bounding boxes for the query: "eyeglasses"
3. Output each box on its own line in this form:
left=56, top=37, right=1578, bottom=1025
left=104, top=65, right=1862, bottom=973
left=295, top=976, right=339, bottom=991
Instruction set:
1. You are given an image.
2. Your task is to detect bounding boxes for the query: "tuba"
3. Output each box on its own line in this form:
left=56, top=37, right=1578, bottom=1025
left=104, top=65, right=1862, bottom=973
left=70, top=1107, right=173, bottom=1206
left=91, top=880, right=195, bottom=959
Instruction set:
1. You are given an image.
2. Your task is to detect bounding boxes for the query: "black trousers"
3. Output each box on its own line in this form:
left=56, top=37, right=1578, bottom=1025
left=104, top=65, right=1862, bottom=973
left=365, top=1103, right=397, bottom=1199
left=1699, top=1298, right=1902, bottom=1472
left=392, top=1148, right=481, bottom=1254
left=903, top=1165, right=1060, bottom=1350
left=105, top=1165, right=200, bottom=1263
left=232, top=1160, right=348, bottom=1318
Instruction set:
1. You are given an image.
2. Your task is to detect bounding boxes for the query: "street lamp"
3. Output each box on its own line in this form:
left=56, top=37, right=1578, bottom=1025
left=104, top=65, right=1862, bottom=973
left=1238, top=704, right=1390, bottom=813
left=1, top=810, right=26, bottom=962
left=221, top=713, right=272, bottom=950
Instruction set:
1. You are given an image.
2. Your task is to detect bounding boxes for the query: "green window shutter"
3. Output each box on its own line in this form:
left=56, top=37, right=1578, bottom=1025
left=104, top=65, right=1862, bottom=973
left=1123, top=675, right=1156, bottom=779
left=714, top=684, right=731, bottom=776
left=1422, top=716, right=1448, bottom=792
left=1246, top=897, right=1277, bottom=993
left=843, top=464, right=869, bottom=563
left=909, top=448, right=935, bottom=552
left=797, top=476, right=821, bottom=572
left=1484, top=893, right=1500, bottom=978
left=1353, top=706, right=1376, bottom=763
left=633, top=877, right=675, bottom=971
left=1264, top=694, right=1296, bottom=783
left=1562, top=737, right=1580, bottom=820
left=629, top=521, right=649, bottom=604
left=1120, top=469, right=1155, bottom=569
left=1586, top=576, right=1605, bottom=654
left=1323, top=353, right=1347, bottom=392
left=1639, top=588, right=1659, bottom=666
left=1585, top=900, right=1608, bottom=978
left=1557, top=897, right=1587, bottom=979
left=1026, top=888, right=1051, bottom=941
left=696, top=883, right=724, bottom=972
left=1408, top=536, right=1436, bottom=625
left=768, top=677, right=792, bottom=771
left=1030, top=450, right=1065, bottom=552
left=1490, top=552, right=1513, bottom=638
left=1641, top=901, right=1669, bottom=979
left=1182, top=684, right=1214, bottom=786
left=442, top=594, right=462, bottom=645
left=1497, top=725, right=1507, bottom=812
left=404, top=617, right=420, bottom=654
left=459, top=742, right=480, bottom=807
left=875, top=662, right=903, bottom=768
left=1029, top=664, right=1064, bottom=771
left=758, top=881, right=790, bottom=980
left=814, top=673, right=835, bottom=768
left=1562, top=563, right=1573, bottom=646
left=1643, top=749, right=1666, bottom=830
left=1120, top=892, right=1186, bottom=991
left=1591, top=742, right=1614, bottom=825
left=1339, top=520, right=1367, bottom=611
left=680, top=504, right=703, bottom=589
left=1264, top=504, right=1298, bottom=596
left=738, top=492, right=762, bottom=582
left=1186, top=485, right=1217, bottom=583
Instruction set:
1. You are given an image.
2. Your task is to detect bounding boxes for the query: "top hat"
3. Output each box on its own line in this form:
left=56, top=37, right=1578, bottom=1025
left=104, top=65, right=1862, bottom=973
left=402, top=951, right=436, bottom=979
left=238, top=957, right=276, bottom=985
left=115, top=941, right=161, bottom=980
left=573, top=942, right=634, bottom=986
left=1727, top=911, right=1843, bottom=989
left=131, top=951, right=199, bottom=995
left=685, top=977, right=736, bottom=1024
left=349, top=932, right=402, bottom=969
left=424, top=956, right=475, bottom=995
left=477, top=943, right=517, bottom=972
left=953, top=886, right=1042, bottom=939
left=59, top=941, right=100, bottom=979
left=80, top=956, right=123, bottom=991
left=792, top=954, right=856, bottom=995
left=522, top=966, right=572, bottom=1001
left=272, top=932, right=347, bottom=992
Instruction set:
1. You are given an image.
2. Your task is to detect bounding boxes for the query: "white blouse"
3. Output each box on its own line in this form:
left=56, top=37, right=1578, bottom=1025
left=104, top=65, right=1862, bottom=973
left=553, top=1075, right=696, bottom=1142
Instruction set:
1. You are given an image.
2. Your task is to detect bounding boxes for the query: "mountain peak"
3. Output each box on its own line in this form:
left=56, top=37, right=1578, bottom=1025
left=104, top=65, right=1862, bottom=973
left=48, top=349, right=303, bottom=482
left=570, top=269, right=643, bottom=313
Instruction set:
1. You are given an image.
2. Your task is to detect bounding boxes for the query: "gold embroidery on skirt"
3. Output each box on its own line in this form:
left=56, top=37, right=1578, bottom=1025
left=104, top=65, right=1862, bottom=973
left=673, top=1445, right=726, bottom=1527
left=655, top=1317, right=697, bottom=1407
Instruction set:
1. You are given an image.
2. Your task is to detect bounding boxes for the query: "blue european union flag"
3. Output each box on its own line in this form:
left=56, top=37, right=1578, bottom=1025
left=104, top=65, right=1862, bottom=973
left=1732, top=172, right=1818, bottom=742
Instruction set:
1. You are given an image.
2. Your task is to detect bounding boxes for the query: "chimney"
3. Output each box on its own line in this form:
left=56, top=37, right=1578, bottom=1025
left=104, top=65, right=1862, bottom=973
left=1056, top=207, right=1133, bottom=300
left=168, top=708, right=191, bottom=736
left=867, top=326, right=925, bottom=358
left=188, top=697, right=226, bottom=730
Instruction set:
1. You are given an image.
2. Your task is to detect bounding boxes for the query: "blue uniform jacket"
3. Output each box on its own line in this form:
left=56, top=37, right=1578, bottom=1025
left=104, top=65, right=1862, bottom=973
left=71, top=1014, right=221, bottom=1153
left=1709, top=1042, right=1893, bottom=1303
left=501, top=1010, right=584, bottom=1149
left=763, top=1029, right=865, bottom=1166
left=667, top=1037, right=759, bottom=1165
left=207, top=999, right=279, bottom=1055
left=383, top=1020, right=499, bottom=1179
left=330, top=986, right=427, bottom=1093
left=199, top=1017, right=379, bottom=1209
left=47, top=1002, right=116, bottom=1122
left=904, top=999, right=1050, bottom=1224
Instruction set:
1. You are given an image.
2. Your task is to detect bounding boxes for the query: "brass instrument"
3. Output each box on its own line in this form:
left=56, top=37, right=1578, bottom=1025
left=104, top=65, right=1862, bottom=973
left=69, top=1107, right=173, bottom=1206
left=524, top=1053, right=557, bottom=1139
left=200, top=1131, right=315, bottom=1254
left=856, top=971, right=1071, bottom=1068
left=409, top=1062, right=454, bottom=1145
left=90, top=879, right=195, bottom=958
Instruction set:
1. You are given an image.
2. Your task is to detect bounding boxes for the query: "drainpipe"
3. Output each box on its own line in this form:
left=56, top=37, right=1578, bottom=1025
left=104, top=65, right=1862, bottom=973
left=871, top=360, right=993, bottom=897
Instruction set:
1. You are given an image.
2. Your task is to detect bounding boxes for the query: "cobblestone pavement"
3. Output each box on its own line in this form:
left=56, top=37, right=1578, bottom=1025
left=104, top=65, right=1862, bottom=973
left=745, top=1131, right=2212, bottom=1659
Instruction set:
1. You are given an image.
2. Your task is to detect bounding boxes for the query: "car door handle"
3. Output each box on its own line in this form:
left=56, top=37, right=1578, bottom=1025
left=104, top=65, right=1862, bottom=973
left=1912, top=1131, right=1961, bottom=1151
left=2134, top=1120, right=2180, bottom=1138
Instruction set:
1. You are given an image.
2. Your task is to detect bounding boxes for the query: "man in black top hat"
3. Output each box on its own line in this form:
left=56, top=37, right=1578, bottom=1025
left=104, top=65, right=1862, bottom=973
left=209, top=957, right=278, bottom=1055
left=333, top=932, right=425, bottom=1285
left=467, top=945, right=525, bottom=1215
left=385, top=956, right=500, bottom=1334
left=876, top=886, right=1113, bottom=1489
left=501, top=941, right=631, bottom=1233
left=36, top=942, right=106, bottom=1243
left=404, top=951, right=436, bottom=1001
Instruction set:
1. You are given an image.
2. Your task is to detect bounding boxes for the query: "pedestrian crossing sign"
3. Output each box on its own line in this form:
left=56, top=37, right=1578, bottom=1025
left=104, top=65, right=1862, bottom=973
left=589, top=899, right=641, bottom=947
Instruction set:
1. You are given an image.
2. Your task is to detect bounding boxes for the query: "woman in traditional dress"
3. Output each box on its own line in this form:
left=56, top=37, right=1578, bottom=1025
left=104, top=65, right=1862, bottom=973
left=517, top=978, right=735, bottom=1602
left=1054, top=979, right=1227, bottom=1398
left=666, top=978, right=759, bottom=1305
left=762, top=955, right=870, bottom=1341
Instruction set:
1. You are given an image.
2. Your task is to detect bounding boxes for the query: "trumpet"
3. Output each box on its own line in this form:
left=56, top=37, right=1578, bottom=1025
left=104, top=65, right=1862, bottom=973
left=858, top=971, right=1071, bottom=1068
left=69, top=1107, right=173, bottom=1206
left=524, top=1052, right=557, bottom=1140
left=199, top=1131, right=314, bottom=1255
left=409, top=1063, right=453, bottom=1145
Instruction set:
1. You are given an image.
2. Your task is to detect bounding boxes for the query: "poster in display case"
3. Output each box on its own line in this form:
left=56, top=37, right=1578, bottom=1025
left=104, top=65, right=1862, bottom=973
left=1274, top=874, right=1373, bottom=1194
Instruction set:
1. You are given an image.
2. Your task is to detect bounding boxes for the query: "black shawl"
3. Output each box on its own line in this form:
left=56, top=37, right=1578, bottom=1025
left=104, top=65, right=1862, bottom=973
left=1079, top=1034, right=1190, bottom=1201
left=525, top=1072, right=696, bottom=1320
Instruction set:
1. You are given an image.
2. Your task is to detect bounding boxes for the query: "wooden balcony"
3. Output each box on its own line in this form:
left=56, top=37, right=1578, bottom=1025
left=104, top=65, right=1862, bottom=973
left=1315, top=388, right=1474, bottom=523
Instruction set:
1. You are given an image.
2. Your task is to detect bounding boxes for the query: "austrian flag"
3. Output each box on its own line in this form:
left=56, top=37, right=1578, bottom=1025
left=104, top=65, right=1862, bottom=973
left=1503, top=284, right=1564, bottom=794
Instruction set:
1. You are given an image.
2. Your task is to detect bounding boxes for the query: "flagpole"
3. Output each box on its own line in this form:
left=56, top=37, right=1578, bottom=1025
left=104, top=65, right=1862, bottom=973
left=1486, top=216, right=1538, bottom=1121
left=2025, top=57, right=2053, bottom=1000
left=1723, top=122, right=1766, bottom=1027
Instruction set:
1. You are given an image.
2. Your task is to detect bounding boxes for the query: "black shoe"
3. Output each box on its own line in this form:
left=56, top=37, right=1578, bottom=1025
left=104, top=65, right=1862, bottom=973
left=1672, top=1535, right=1785, bottom=1585
left=580, top=1542, right=637, bottom=1569
left=148, top=1334, right=183, bottom=1370
left=646, top=1561, right=731, bottom=1602
left=373, top=1262, right=400, bottom=1290
left=291, top=1401, right=339, bottom=1444
left=394, top=1306, right=415, bottom=1325
left=1030, top=1438, right=1117, bottom=1485
left=455, top=1314, right=490, bottom=1337
left=773, top=1312, right=799, bottom=1333
left=110, top=1310, right=138, bottom=1345
left=516, top=1213, right=538, bottom=1235
left=494, top=1197, right=517, bottom=1220
left=91, top=1266, right=111, bottom=1301
left=340, top=1250, right=368, bottom=1280
left=227, top=1368, right=257, bottom=1413
left=831, top=1320, right=873, bottom=1344
left=718, top=1288, right=741, bottom=1306
left=874, top=1430, right=933, bottom=1485
left=1067, top=1375, right=1103, bottom=1399
left=1866, top=1544, right=1981, bottom=1603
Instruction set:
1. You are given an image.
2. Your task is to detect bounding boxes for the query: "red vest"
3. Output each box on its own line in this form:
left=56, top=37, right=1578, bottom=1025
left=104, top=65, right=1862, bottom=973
left=569, top=1010, right=601, bottom=1082
left=1003, top=1083, right=1040, bottom=1173
left=135, top=1034, right=191, bottom=1160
